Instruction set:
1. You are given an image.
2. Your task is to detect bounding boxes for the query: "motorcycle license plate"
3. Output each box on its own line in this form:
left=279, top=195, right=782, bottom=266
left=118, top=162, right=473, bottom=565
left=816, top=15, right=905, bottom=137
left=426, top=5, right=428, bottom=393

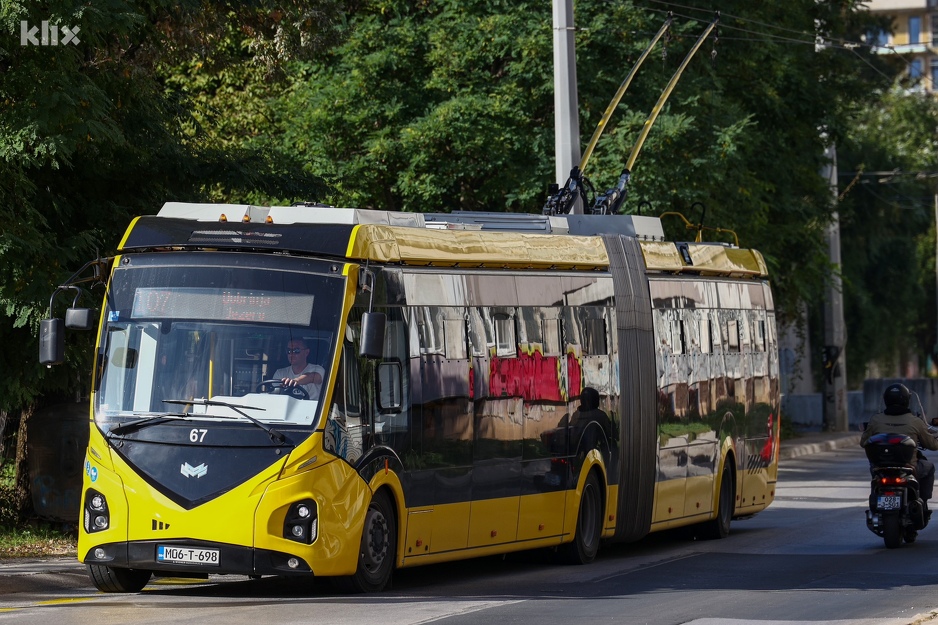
left=877, top=495, right=902, bottom=511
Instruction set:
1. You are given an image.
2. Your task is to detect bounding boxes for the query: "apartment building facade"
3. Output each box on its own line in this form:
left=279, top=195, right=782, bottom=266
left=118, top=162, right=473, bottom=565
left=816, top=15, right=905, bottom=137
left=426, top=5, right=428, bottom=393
left=867, top=0, right=938, bottom=90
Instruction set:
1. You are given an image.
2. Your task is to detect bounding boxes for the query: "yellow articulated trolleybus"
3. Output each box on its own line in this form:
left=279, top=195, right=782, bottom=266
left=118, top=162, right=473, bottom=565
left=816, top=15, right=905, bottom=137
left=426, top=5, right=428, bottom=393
left=40, top=202, right=779, bottom=593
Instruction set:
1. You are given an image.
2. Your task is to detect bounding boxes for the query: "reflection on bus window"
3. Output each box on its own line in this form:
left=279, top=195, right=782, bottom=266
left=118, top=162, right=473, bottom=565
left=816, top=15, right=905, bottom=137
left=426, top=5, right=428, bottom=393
left=325, top=345, right=364, bottom=464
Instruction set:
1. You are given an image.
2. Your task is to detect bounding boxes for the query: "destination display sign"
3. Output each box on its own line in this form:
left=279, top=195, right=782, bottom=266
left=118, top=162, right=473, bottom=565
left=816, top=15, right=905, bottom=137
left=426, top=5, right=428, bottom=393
left=131, top=287, right=314, bottom=325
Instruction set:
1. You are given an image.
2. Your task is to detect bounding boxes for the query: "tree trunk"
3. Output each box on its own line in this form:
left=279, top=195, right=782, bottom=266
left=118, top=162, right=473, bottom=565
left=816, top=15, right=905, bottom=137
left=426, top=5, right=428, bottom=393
left=0, top=409, right=8, bottom=464
left=14, top=405, right=33, bottom=521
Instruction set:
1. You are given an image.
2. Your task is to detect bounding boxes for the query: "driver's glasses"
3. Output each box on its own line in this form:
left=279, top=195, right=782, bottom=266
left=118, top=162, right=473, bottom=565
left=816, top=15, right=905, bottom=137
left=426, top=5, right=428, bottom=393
left=286, top=348, right=306, bottom=355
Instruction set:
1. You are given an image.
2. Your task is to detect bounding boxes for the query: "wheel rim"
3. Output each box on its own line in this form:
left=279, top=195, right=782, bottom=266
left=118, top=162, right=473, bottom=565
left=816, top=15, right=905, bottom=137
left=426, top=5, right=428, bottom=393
left=361, top=505, right=389, bottom=573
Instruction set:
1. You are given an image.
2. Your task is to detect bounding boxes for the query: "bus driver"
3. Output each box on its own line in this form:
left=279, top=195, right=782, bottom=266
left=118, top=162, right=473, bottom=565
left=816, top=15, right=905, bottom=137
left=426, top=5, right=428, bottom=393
left=273, top=338, right=325, bottom=400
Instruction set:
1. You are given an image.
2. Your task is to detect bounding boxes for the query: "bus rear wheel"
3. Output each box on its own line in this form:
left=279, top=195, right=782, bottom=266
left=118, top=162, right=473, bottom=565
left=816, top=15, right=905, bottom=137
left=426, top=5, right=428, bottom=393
left=700, top=462, right=734, bottom=540
left=87, top=564, right=151, bottom=593
left=339, top=490, right=396, bottom=593
left=559, top=471, right=602, bottom=565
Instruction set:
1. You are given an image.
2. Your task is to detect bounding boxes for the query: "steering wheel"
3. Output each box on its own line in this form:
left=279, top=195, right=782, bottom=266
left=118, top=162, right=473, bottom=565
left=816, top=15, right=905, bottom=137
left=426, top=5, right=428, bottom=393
left=255, top=379, right=310, bottom=400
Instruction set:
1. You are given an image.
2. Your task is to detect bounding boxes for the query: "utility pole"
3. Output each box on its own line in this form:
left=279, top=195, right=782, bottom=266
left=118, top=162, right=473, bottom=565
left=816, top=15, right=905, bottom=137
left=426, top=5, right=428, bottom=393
left=553, top=0, right=581, bottom=211
left=822, top=142, right=848, bottom=431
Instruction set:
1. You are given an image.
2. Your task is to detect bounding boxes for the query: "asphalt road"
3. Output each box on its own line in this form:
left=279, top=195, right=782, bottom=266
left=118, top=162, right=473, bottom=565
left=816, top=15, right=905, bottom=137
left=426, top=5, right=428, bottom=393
left=2, top=444, right=938, bottom=625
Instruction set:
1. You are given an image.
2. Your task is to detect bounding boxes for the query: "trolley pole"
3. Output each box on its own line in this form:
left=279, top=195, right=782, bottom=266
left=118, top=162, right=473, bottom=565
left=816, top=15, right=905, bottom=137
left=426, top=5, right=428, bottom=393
left=553, top=0, right=581, bottom=211
left=822, top=142, right=849, bottom=431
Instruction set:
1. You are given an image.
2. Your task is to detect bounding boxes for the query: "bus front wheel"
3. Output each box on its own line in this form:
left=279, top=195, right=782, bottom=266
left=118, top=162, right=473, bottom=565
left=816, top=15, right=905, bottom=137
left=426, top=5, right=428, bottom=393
left=339, top=489, right=397, bottom=593
left=559, top=471, right=602, bottom=565
left=87, top=564, right=151, bottom=593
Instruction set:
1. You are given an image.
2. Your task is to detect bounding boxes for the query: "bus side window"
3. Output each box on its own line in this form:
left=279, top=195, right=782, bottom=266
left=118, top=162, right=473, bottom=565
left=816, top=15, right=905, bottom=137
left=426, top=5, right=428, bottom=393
left=368, top=309, right=410, bottom=450
left=342, top=343, right=361, bottom=417
left=377, top=361, right=403, bottom=411
left=325, top=343, right=364, bottom=464
left=493, top=310, right=516, bottom=358
left=669, top=316, right=684, bottom=355
left=726, top=318, right=740, bottom=353
left=585, top=316, right=608, bottom=356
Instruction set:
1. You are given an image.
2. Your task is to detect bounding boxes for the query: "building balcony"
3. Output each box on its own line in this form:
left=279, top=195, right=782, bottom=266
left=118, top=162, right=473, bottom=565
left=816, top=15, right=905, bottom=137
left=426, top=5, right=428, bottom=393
left=866, top=0, right=933, bottom=10
left=873, top=42, right=930, bottom=53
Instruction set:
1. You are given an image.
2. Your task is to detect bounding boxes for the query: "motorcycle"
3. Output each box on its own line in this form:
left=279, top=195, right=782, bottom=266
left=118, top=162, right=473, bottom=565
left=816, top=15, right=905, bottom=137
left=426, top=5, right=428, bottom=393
left=864, top=432, right=928, bottom=548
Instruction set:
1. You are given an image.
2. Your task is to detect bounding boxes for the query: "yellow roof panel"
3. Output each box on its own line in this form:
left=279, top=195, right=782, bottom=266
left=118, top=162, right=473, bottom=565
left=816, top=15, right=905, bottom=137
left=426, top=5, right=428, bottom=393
left=347, top=225, right=610, bottom=270
left=641, top=241, right=768, bottom=278
left=345, top=225, right=767, bottom=277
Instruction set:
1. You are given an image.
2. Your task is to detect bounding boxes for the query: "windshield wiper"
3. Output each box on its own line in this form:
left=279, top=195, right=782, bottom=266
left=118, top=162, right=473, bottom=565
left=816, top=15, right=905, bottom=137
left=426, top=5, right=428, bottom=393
left=163, top=398, right=290, bottom=445
left=108, top=412, right=191, bottom=437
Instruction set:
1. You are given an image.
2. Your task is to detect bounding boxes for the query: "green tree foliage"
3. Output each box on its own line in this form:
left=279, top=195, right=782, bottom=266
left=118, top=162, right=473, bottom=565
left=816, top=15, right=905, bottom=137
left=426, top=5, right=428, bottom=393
left=839, top=88, right=938, bottom=382
left=0, top=0, right=913, bottom=420
left=0, top=0, right=334, bottom=413
left=262, top=0, right=891, bottom=322
left=272, top=0, right=555, bottom=211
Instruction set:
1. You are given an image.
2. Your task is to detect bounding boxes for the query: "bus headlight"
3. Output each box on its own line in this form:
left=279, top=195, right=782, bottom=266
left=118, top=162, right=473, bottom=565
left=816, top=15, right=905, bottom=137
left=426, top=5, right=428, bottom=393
left=283, top=500, right=318, bottom=544
left=84, top=489, right=109, bottom=533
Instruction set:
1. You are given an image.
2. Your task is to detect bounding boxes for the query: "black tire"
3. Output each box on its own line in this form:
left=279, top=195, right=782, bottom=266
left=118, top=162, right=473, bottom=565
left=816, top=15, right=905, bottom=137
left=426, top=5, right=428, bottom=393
left=87, top=564, right=151, bottom=593
left=339, top=490, right=396, bottom=593
left=883, top=514, right=902, bottom=549
left=558, top=471, right=603, bottom=565
left=701, top=462, right=734, bottom=540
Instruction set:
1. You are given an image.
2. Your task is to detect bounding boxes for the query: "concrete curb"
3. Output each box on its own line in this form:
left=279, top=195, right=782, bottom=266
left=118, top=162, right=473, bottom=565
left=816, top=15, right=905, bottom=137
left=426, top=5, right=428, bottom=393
left=778, top=433, right=861, bottom=460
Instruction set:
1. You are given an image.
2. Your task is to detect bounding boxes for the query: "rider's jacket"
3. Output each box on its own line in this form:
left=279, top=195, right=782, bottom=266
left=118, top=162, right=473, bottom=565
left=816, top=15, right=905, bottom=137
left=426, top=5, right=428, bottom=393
left=861, top=407, right=938, bottom=451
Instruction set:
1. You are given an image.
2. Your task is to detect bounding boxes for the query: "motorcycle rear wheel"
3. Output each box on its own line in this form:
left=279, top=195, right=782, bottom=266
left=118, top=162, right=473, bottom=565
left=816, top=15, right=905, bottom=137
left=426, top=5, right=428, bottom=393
left=883, top=514, right=903, bottom=549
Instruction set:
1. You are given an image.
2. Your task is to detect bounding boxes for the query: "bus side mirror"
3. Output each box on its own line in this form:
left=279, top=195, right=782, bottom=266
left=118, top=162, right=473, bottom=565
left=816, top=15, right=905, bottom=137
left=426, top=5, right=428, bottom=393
left=360, top=312, right=386, bottom=359
left=65, top=307, right=95, bottom=330
left=39, top=318, right=65, bottom=366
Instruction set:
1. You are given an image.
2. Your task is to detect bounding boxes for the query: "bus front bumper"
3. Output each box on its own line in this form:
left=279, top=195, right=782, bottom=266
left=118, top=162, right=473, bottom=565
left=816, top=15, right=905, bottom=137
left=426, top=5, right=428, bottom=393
left=82, top=540, right=315, bottom=577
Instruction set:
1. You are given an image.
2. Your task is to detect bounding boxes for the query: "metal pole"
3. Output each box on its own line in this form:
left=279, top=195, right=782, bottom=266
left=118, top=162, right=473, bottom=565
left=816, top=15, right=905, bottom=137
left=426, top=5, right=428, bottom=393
left=822, top=142, right=848, bottom=431
left=579, top=17, right=673, bottom=175
left=625, top=17, right=718, bottom=174
left=553, top=0, right=581, bottom=206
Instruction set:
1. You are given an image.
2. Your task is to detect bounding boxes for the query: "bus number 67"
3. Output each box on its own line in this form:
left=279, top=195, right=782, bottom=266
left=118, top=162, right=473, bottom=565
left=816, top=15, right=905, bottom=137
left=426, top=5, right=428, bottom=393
left=189, top=429, right=208, bottom=443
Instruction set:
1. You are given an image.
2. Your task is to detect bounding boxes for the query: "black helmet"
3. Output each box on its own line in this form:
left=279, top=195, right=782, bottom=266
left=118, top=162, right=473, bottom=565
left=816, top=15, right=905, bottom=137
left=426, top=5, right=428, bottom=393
left=883, top=383, right=911, bottom=410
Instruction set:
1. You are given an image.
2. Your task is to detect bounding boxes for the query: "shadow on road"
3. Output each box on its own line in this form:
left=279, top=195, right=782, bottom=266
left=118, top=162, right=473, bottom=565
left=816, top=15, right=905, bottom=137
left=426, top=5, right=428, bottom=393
left=136, top=526, right=938, bottom=604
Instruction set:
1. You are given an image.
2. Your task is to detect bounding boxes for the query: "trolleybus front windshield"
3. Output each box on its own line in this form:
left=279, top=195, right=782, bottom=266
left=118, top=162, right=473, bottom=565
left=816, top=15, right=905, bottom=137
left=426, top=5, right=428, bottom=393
left=94, top=258, right=344, bottom=434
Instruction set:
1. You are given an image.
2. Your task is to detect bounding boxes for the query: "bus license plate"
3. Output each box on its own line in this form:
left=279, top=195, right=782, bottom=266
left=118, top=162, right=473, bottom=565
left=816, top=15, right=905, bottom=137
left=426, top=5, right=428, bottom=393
left=157, top=545, right=220, bottom=566
left=877, top=495, right=901, bottom=511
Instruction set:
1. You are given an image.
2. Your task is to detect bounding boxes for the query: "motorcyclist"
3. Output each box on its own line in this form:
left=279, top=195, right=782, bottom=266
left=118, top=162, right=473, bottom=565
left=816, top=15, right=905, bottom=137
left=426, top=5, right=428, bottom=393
left=861, top=383, right=938, bottom=513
